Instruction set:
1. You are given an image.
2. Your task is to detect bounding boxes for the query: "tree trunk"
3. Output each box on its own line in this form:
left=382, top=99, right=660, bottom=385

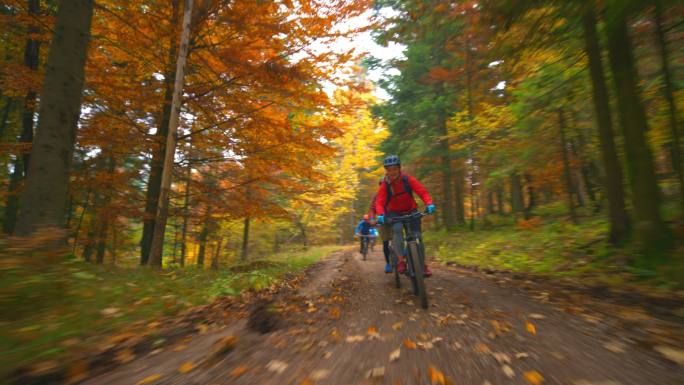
left=581, top=8, right=630, bottom=243
left=4, top=0, right=41, bottom=234
left=240, top=216, right=250, bottom=261
left=454, top=166, right=465, bottom=225
left=558, top=108, right=578, bottom=224
left=82, top=226, right=95, bottom=262
left=469, top=163, right=476, bottom=230
left=605, top=4, right=667, bottom=250
left=148, top=0, right=193, bottom=267
left=654, top=0, right=684, bottom=211
left=437, top=109, right=455, bottom=230
left=524, top=173, right=535, bottom=219
left=211, top=236, right=222, bottom=270
left=197, top=209, right=210, bottom=267
left=496, top=183, right=504, bottom=214
left=0, top=97, right=14, bottom=139
left=141, top=0, right=181, bottom=265
left=486, top=190, right=494, bottom=215
left=95, top=152, right=115, bottom=264
left=510, top=173, right=524, bottom=216
left=3, top=161, right=22, bottom=234
left=179, top=162, right=191, bottom=267
left=15, top=0, right=94, bottom=236
left=71, top=188, right=91, bottom=254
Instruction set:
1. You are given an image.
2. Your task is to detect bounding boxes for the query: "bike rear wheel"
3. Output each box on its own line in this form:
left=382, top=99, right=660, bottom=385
left=391, top=249, right=400, bottom=288
left=408, top=241, right=428, bottom=309
left=362, top=240, right=368, bottom=261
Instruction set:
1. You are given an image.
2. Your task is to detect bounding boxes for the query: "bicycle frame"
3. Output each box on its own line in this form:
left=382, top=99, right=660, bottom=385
left=386, top=210, right=429, bottom=308
left=388, top=212, right=425, bottom=276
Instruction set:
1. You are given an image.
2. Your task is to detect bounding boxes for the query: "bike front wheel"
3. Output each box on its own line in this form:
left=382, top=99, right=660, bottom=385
left=408, top=241, right=428, bottom=309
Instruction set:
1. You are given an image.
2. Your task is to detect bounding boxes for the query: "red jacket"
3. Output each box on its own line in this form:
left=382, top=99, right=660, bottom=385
left=374, top=173, right=433, bottom=216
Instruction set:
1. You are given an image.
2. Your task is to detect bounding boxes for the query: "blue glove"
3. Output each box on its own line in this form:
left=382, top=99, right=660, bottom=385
left=377, top=215, right=385, bottom=224
left=426, top=204, right=436, bottom=214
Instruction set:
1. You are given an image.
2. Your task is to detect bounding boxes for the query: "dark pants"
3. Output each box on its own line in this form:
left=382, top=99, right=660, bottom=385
left=359, top=236, right=369, bottom=253
left=382, top=241, right=390, bottom=264
left=388, top=212, right=425, bottom=265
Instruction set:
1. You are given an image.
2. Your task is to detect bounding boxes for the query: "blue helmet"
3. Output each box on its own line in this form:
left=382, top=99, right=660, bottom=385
left=383, top=155, right=401, bottom=168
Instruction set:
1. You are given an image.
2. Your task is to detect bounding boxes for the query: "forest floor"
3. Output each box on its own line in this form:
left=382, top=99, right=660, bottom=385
left=426, top=205, right=684, bottom=291
left=0, top=245, right=341, bottom=383
left=25, top=247, right=684, bottom=385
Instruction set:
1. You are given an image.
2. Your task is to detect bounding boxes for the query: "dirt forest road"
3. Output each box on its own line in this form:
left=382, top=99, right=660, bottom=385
left=82, top=248, right=684, bottom=385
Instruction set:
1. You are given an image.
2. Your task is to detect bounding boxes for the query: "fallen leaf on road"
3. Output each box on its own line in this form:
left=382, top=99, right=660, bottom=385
left=572, top=381, right=622, bottom=385
left=475, top=343, right=491, bottom=354
left=366, top=366, right=385, bottom=378
left=502, top=365, right=515, bottom=378
left=380, top=310, right=393, bottom=315
left=196, top=324, right=209, bottom=334
left=603, top=341, right=625, bottom=353
left=330, top=329, right=341, bottom=342
left=431, top=337, right=444, bottom=344
left=299, top=379, right=315, bottom=385
left=390, top=348, right=401, bottom=362
left=490, top=320, right=511, bottom=335
left=329, top=307, right=341, bottom=319
left=526, top=320, right=537, bottom=335
left=452, top=341, right=463, bottom=350
left=515, top=352, right=530, bottom=359
left=135, top=374, right=162, bottom=385
left=417, top=342, right=434, bottom=350
left=418, top=332, right=431, bottom=341
left=311, top=369, right=330, bottom=380
left=392, top=322, right=403, bottom=331
left=230, top=366, right=248, bottom=378
left=493, top=352, right=511, bottom=364
left=403, top=339, right=418, bottom=350
left=428, top=366, right=446, bottom=384
left=367, top=327, right=380, bottom=340
left=203, top=335, right=237, bottom=366
left=529, top=313, right=546, bottom=320
left=178, top=361, right=196, bottom=374
left=654, top=345, right=684, bottom=366
left=173, top=344, right=187, bottom=352
left=524, top=370, right=544, bottom=385
left=346, top=335, right=365, bottom=343
left=266, top=360, right=288, bottom=374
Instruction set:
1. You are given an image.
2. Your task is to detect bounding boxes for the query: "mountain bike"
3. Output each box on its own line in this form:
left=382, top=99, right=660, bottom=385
left=356, top=234, right=372, bottom=261
left=387, top=210, right=429, bottom=309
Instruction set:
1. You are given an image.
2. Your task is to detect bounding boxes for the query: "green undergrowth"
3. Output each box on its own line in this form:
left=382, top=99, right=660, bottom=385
left=0, top=245, right=341, bottom=379
left=424, top=205, right=684, bottom=291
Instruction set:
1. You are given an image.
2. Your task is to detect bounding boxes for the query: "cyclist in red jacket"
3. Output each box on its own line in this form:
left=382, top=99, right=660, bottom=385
left=375, top=155, right=435, bottom=277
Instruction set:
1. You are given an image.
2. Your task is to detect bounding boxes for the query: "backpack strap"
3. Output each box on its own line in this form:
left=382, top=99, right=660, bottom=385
left=402, top=175, right=413, bottom=198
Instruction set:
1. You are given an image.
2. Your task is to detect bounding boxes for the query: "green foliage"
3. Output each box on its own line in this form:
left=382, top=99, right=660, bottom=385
left=425, top=207, right=684, bottom=289
left=0, top=245, right=342, bottom=378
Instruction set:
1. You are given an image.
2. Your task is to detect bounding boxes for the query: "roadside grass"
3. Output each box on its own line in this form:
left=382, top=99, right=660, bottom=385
left=424, top=203, right=684, bottom=291
left=0, top=245, right=342, bottom=379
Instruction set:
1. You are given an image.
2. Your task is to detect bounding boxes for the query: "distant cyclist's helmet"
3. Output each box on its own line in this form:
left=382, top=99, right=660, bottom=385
left=383, top=155, right=401, bottom=168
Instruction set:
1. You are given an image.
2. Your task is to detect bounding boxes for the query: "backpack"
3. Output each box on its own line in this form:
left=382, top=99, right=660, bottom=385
left=384, top=175, right=413, bottom=209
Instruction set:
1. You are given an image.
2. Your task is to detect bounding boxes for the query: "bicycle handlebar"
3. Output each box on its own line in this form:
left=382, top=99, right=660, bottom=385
left=386, top=210, right=430, bottom=225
